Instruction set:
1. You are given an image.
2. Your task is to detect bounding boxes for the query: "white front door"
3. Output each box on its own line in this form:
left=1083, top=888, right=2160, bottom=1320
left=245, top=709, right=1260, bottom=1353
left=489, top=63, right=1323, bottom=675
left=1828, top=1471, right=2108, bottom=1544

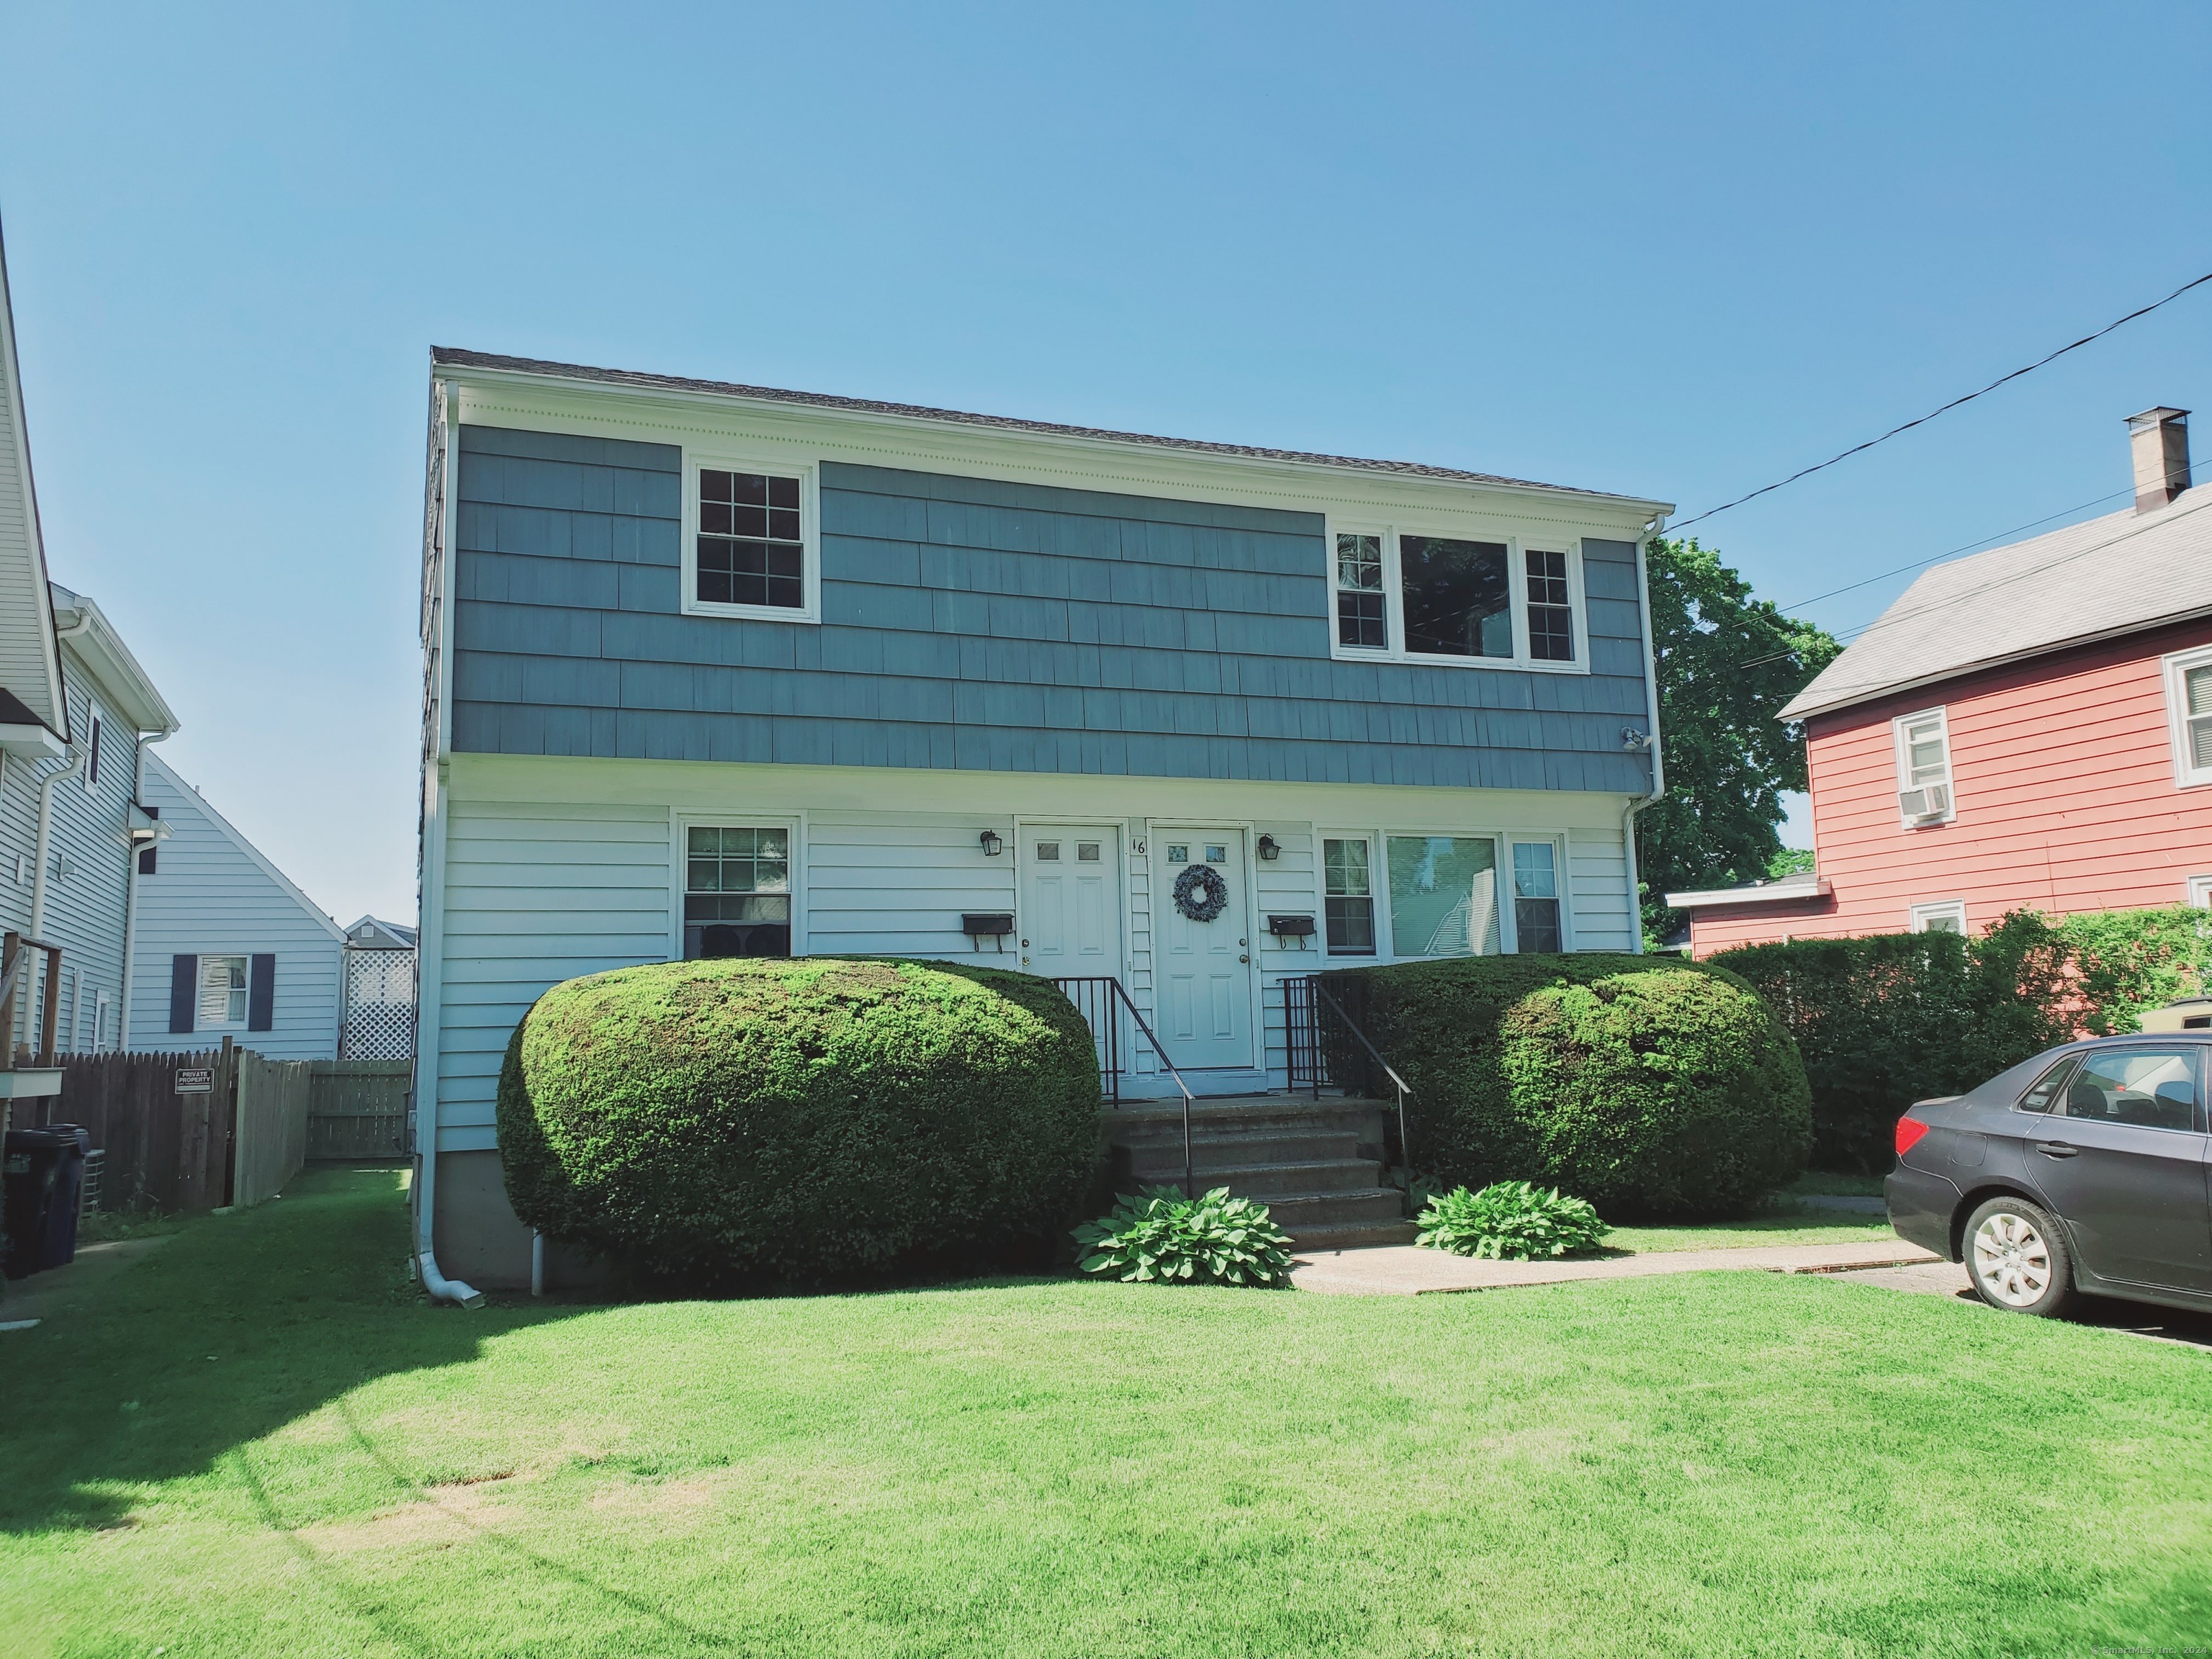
left=1154, top=831, right=1254, bottom=1071
left=1018, top=827, right=1121, bottom=979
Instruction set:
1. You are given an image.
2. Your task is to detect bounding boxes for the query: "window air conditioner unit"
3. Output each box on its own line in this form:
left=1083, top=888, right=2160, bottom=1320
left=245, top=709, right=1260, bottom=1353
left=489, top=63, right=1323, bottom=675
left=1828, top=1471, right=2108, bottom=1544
left=1899, top=783, right=1951, bottom=822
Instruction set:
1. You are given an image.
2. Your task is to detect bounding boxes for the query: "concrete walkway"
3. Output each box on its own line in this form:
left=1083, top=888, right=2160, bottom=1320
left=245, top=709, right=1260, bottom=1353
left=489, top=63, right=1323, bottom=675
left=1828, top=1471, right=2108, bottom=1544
left=1290, top=1238, right=1941, bottom=1295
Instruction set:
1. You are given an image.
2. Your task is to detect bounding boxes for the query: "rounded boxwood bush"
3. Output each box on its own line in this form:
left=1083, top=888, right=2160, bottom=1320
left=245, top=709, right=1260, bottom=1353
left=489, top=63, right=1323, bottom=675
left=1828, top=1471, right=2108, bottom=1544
left=498, top=957, right=1103, bottom=1284
left=1323, top=955, right=1811, bottom=1219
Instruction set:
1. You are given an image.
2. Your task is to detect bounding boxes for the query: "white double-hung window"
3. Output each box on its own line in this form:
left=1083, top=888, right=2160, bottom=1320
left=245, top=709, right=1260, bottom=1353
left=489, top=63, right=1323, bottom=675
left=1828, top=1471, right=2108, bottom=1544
left=1893, top=707, right=1955, bottom=826
left=2164, top=647, right=2212, bottom=788
left=1327, top=526, right=1586, bottom=671
left=684, top=458, right=820, bottom=623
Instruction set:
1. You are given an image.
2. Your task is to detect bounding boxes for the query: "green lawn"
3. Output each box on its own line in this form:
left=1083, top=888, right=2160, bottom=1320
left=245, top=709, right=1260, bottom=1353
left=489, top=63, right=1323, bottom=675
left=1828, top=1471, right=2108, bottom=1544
left=3, top=1169, right=2208, bottom=1658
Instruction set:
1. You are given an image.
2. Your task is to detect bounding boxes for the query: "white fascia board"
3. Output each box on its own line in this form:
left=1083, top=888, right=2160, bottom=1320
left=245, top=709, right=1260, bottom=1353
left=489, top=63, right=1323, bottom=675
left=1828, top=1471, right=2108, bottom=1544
left=50, top=591, right=179, bottom=735
left=146, top=750, right=346, bottom=941
left=1665, top=878, right=1831, bottom=909
left=439, top=364, right=1673, bottom=538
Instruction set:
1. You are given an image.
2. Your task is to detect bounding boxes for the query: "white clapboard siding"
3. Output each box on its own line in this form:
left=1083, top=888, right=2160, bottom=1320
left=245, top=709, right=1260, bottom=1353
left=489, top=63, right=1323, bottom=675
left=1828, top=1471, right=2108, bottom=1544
left=804, top=811, right=1017, bottom=960
left=434, top=798, right=675, bottom=1148
left=1567, top=827, right=1635, bottom=950
left=127, top=752, right=346, bottom=1059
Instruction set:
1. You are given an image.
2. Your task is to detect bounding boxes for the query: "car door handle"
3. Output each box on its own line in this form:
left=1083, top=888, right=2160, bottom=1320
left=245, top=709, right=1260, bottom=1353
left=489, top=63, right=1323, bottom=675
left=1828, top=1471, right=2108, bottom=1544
left=2033, top=1141, right=2080, bottom=1159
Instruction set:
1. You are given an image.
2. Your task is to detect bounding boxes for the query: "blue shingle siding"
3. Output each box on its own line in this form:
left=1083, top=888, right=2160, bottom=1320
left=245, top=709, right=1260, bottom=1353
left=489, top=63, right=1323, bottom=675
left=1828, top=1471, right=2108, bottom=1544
left=450, top=427, right=1657, bottom=791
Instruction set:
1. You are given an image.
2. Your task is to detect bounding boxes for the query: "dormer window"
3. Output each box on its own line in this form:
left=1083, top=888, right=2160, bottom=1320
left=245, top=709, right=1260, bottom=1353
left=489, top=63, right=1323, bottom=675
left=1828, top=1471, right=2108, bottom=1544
left=685, top=459, right=819, bottom=622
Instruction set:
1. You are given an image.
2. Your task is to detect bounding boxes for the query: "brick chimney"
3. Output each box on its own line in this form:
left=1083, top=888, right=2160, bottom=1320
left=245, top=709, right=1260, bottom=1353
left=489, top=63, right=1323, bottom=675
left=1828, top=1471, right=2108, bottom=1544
left=2127, top=406, right=2190, bottom=513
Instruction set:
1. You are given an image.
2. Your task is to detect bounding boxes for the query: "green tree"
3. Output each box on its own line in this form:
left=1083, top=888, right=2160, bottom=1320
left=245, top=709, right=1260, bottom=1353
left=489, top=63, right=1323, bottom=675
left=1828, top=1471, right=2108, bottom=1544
left=1637, top=538, right=1839, bottom=939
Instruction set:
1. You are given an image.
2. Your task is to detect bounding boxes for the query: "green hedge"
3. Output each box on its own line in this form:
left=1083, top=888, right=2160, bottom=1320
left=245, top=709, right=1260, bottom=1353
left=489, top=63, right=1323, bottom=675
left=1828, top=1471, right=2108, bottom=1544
left=498, top=957, right=1103, bottom=1285
left=1708, top=907, right=2212, bottom=1172
left=1322, top=955, right=1812, bottom=1219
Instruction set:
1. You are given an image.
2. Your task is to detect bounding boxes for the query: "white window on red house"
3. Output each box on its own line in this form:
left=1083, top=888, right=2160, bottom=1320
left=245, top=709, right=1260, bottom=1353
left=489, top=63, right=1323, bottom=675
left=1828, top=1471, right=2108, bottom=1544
left=2167, top=649, right=2212, bottom=788
left=1892, top=709, right=1954, bottom=825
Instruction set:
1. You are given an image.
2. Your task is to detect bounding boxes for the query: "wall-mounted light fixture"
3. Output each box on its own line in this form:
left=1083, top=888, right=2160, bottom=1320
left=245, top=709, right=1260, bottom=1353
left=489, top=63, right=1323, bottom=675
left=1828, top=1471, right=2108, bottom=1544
left=1621, top=727, right=1653, bottom=752
left=1255, top=833, right=1280, bottom=860
left=979, top=829, right=1004, bottom=857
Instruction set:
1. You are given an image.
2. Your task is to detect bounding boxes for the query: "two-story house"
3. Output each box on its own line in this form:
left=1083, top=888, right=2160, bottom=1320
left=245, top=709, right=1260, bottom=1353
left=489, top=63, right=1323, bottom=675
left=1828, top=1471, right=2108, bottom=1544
left=1671, top=406, right=2212, bottom=955
left=413, top=349, right=1672, bottom=1288
left=1, top=218, right=177, bottom=1103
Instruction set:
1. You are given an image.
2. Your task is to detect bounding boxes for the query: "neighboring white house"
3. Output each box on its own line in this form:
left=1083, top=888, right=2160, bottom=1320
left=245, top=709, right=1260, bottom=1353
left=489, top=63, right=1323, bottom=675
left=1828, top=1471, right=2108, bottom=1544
left=124, top=750, right=346, bottom=1059
left=339, top=914, right=418, bottom=1060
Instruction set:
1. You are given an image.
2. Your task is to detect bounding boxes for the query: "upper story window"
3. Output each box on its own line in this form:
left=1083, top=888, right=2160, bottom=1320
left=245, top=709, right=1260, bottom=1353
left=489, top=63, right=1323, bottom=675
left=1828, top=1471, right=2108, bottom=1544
left=2164, top=646, right=2212, bottom=788
left=84, top=706, right=104, bottom=793
left=684, top=459, right=819, bottom=623
left=1892, top=707, right=1954, bottom=826
left=1334, top=535, right=1387, bottom=650
left=1326, top=524, right=1586, bottom=673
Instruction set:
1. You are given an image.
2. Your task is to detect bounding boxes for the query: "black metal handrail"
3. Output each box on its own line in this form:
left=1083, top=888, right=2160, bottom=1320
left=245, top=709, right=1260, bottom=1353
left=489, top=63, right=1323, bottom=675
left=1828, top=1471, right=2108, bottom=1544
left=1284, top=973, right=1414, bottom=1197
left=1051, top=974, right=1199, bottom=1196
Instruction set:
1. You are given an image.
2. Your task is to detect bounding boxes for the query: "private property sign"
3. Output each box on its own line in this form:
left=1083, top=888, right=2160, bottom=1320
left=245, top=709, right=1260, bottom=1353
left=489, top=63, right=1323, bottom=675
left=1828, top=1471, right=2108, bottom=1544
left=174, top=1067, right=214, bottom=1094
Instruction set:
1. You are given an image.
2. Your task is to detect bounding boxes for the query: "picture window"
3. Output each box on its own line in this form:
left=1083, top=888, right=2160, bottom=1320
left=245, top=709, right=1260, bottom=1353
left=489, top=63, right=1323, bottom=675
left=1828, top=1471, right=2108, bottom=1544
left=1401, top=536, right=1512, bottom=660
left=684, top=825, right=791, bottom=959
left=1386, top=835, right=1501, bottom=957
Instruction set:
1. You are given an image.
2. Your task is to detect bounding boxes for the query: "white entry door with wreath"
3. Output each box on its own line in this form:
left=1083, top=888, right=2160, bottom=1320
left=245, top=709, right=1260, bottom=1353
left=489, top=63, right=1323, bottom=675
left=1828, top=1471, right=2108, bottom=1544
left=1152, top=831, right=1253, bottom=1072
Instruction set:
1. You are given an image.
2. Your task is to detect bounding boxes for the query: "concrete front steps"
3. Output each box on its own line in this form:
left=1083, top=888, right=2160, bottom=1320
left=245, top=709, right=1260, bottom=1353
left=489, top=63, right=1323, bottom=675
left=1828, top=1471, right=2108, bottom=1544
left=1105, top=1094, right=1418, bottom=1251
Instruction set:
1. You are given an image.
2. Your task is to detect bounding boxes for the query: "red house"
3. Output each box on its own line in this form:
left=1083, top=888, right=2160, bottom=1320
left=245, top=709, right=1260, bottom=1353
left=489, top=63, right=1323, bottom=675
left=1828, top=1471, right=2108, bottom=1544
left=1672, top=407, right=2212, bottom=956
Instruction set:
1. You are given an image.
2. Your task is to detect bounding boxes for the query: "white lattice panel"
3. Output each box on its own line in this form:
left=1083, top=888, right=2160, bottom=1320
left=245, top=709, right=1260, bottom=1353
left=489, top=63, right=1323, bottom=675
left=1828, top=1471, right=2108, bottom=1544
left=341, top=948, right=417, bottom=1060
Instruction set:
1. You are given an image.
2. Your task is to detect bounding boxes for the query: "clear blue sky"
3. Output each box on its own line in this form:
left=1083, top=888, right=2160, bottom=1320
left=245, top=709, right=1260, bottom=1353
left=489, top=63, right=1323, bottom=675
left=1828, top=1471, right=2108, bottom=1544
left=3, top=2, right=2208, bottom=922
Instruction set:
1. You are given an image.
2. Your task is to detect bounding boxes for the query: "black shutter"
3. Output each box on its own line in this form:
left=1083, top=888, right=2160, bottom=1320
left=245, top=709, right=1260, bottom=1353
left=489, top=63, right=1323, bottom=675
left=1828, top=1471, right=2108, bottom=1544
left=248, top=954, right=276, bottom=1033
left=168, top=956, right=196, bottom=1033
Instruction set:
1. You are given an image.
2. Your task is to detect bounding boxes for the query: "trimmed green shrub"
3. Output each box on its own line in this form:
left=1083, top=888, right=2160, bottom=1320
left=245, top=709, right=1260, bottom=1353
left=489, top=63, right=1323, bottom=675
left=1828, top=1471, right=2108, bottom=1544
left=1072, top=1186, right=1295, bottom=1287
left=1712, top=906, right=2212, bottom=1171
left=1323, top=955, right=1811, bottom=1219
left=498, top=957, right=1102, bottom=1285
left=1415, top=1181, right=1609, bottom=1260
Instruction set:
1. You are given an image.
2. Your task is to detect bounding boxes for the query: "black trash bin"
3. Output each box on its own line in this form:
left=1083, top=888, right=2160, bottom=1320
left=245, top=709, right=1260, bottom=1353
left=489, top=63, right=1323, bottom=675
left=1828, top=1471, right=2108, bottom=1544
left=4, top=1123, right=91, bottom=1280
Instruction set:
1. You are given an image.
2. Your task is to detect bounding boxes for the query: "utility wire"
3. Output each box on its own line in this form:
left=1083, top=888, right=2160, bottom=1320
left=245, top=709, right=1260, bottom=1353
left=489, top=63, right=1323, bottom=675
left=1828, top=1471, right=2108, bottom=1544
left=1668, top=269, right=2212, bottom=534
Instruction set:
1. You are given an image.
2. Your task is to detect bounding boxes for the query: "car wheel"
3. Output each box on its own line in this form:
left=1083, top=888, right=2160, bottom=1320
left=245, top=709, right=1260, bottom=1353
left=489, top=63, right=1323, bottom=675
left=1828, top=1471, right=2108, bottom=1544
left=1963, top=1195, right=2075, bottom=1317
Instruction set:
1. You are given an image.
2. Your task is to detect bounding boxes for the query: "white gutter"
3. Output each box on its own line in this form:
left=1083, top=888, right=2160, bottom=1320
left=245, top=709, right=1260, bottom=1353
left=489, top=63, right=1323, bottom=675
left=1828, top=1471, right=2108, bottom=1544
left=410, top=377, right=480, bottom=1310
left=1622, top=521, right=1670, bottom=952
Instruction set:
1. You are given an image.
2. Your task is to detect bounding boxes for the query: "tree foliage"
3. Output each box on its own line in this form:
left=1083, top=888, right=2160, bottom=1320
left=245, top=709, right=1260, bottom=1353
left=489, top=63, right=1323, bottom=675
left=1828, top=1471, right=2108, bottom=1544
left=1638, top=538, right=1840, bottom=936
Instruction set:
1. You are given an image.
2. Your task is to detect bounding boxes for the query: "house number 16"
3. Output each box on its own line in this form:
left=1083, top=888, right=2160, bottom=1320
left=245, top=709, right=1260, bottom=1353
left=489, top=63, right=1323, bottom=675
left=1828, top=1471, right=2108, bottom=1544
left=1130, top=840, right=1146, bottom=855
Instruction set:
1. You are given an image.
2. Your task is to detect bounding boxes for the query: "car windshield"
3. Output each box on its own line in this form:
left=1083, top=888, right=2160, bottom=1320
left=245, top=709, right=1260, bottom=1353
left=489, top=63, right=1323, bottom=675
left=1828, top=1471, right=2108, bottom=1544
left=2059, top=1048, right=2200, bottom=1132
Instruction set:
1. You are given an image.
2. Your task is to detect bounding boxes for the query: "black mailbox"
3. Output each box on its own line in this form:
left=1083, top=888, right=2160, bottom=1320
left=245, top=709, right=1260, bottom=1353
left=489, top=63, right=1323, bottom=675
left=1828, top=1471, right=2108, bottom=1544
left=961, top=912, right=1015, bottom=952
left=1266, top=914, right=1317, bottom=943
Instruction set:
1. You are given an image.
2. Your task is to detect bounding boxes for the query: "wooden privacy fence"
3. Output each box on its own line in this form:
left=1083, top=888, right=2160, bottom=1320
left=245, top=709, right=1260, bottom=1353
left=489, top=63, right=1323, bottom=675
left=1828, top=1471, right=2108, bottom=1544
left=306, top=1059, right=411, bottom=1161
left=234, top=1052, right=313, bottom=1208
left=43, top=1045, right=240, bottom=1215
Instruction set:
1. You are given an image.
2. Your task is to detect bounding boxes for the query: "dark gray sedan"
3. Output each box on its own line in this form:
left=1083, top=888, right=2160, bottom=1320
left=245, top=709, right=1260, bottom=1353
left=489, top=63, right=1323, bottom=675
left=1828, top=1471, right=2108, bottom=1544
left=1887, top=1035, right=2212, bottom=1316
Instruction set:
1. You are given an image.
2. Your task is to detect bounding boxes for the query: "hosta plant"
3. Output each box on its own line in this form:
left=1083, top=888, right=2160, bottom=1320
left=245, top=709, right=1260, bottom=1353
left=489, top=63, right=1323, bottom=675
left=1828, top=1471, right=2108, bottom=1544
left=1416, top=1180, right=1610, bottom=1261
left=1073, top=1186, right=1295, bottom=1287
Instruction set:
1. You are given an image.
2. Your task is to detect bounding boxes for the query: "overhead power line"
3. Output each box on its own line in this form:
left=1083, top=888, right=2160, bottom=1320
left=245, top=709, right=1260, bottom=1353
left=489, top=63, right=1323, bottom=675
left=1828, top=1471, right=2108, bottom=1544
left=1669, top=269, right=2212, bottom=534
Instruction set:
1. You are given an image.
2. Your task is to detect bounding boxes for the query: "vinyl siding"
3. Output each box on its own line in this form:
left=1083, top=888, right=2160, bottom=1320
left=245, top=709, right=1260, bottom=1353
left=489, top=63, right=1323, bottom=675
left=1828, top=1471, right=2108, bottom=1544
left=446, top=426, right=1658, bottom=793
left=1686, top=618, right=2212, bottom=956
left=125, top=757, right=343, bottom=1058
left=0, top=654, right=138, bottom=1053
left=428, top=755, right=1640, bottom=1149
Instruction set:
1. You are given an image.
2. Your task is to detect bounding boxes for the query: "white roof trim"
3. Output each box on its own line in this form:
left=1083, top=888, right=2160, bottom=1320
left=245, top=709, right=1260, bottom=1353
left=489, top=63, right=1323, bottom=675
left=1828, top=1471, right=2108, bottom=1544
left=1665, top=875, right=1831, bottom=909
left=148, top=750, right=345, bottom=942
left=0, top=215, right=67, bottom=735
left=49, top=584, right=178, bottom=735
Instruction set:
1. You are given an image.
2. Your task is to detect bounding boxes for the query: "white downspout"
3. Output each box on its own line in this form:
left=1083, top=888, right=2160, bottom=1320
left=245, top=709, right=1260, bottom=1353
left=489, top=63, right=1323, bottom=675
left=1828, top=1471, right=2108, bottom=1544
left=116, top=732, right=168, bottom=1048
left=28, top=745, right=86, bottom=940
left=411, top=378, right=480, bottom=1309
left=1624, top=520, right=1670, bottom=953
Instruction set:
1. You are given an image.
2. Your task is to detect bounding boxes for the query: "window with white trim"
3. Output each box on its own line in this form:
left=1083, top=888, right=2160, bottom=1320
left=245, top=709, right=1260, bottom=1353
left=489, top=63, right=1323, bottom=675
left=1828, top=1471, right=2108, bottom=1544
left=683, top=826, right=792, bottom=959
left=685, top=459, right=819, bottom=621
left=2188, top=874, right=2212, bottom=909
left=84, top=706, right=103, bottom=793
left=1910, top=901, right=1966, bottom=935
left=1385, top=835, right=1502, bottom=957
left=1334, top=534, right=1388, bottom=650
left=1321, top=837, right=1376, bottom=956
left=1892, top=708, right=1955, bottom=826
left=198, top=956, right=248, bottom=1026
left=1323, top=528, right=1586, bottom=672
left=1511, top=840, right=1564, bottom=953
left=2164, top=646, right=2212, bottom=788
